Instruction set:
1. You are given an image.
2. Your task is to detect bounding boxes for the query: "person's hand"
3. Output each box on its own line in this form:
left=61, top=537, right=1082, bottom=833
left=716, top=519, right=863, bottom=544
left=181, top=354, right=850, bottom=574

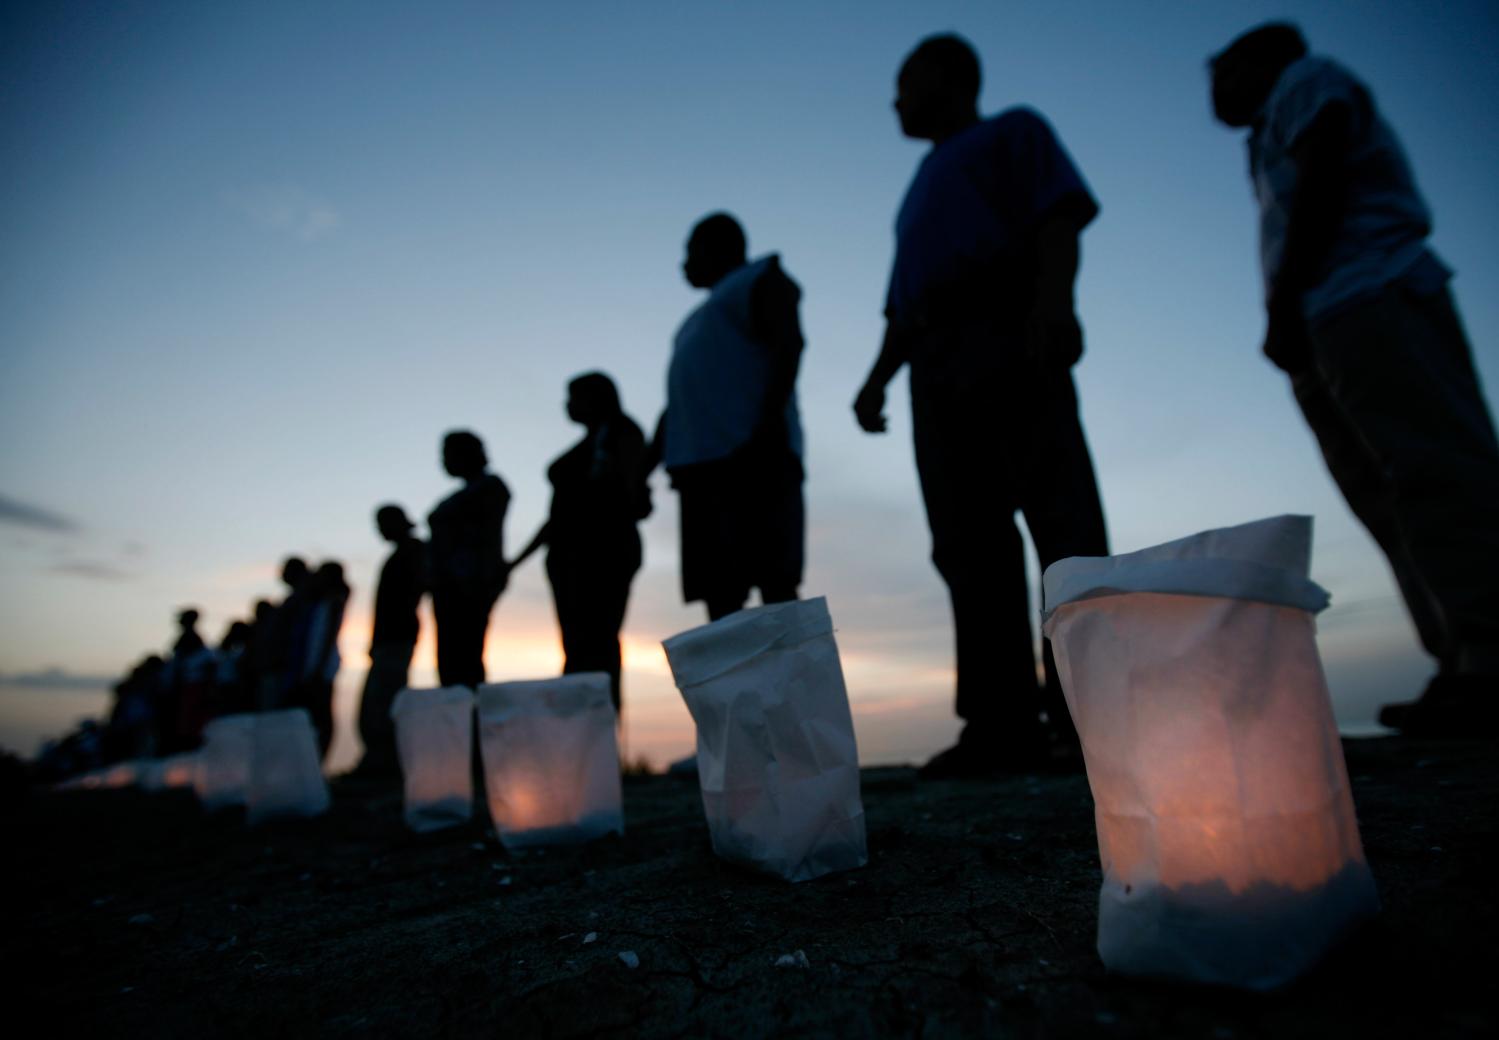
left=1024, top=303, right=1083, bottom=369
left=854, top=380, right=888, bottom=433
left=1262, top=298, right=1311, bottom=374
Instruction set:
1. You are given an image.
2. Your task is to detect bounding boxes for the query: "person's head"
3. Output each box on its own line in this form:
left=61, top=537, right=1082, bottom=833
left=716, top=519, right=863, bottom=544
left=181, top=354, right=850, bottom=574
left=281, top=556, right=309, bottom=590
left=442, top=429, right=488, bottom=479
left=222, top=620, right=251, bottom=648
left=253, top=599, right=275, bottom=624
left=566, top=371, right=622, bottom=428
left=176, top=608, right=199, bottom=632
left=683, top=212, right=747, bottom=289
left=375, top=503, right=414, bottom=544
left=316, top=560, right=348, bottom=597
left=1209, top=22, right=1308, bottom=127
left=895, top=33, right=982, bottom=141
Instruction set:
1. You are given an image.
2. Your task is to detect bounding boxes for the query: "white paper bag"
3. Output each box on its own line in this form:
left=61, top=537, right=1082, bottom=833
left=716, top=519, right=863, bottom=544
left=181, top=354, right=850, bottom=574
left=662, top=597, right=867, bottom=883
left=195, top=713, right=256, bottom=811
left=476, top=674, right=623, bottom=849
left=245, top=708, right=330, bottom=825
left=391, top=686, right=474, bottom=832
left=1042, top=515, right=1379, bottom=989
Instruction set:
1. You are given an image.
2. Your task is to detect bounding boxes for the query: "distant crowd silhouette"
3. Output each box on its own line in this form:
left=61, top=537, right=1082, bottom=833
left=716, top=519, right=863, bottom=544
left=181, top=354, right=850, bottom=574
left=37, top=22, right=1499, bottom=784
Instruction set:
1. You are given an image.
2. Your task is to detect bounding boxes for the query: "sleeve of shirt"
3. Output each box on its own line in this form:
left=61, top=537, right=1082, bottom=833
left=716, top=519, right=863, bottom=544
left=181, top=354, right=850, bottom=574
left=1268, top=58, right=1369, bottom=150
left=995, top=107, right=1100, bottom=235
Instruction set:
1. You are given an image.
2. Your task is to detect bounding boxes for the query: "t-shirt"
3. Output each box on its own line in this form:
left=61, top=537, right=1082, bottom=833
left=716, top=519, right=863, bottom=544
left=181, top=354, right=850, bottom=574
left=428, top=473, right=509, bottom=592
left=372, top=538, right=425, bottom=647
left=1250, top=55, right=1448, bottom=320
left=547, top=416, right=647, bottom=545
left=665, top=255, right=805, bottom=469
left=886, top=107, right=1098, bottom=326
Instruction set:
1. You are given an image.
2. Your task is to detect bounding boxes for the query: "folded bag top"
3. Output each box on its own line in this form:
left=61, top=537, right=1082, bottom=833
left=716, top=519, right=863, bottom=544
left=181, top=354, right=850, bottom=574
left=1042, top=514, right=1330, bottom=618
left=662, top=596, right=836, bottom=691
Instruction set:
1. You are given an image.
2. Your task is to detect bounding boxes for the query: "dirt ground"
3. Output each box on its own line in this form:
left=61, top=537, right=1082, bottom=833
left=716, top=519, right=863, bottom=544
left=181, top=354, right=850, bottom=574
left=4, top=737, right=1494, bottom=1038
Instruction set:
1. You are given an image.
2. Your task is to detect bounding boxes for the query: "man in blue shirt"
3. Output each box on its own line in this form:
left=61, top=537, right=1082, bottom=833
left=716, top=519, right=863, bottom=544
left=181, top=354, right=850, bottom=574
left=1212, top=23, right=1499, bottom=736
left=855, top=34, right=1108, bottom=776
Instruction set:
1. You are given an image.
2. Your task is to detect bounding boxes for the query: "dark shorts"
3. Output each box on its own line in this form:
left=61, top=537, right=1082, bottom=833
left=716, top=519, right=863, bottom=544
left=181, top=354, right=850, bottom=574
left=672, top=451, right=805, bottom=604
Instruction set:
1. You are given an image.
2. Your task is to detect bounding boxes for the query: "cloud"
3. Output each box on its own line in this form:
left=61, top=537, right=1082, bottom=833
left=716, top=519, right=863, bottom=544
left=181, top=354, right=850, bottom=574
left=226, top=185, right=340, bottom=241
left=47, top=560, right=132, bottom=582
left=0, top=493, right=79, bottom=534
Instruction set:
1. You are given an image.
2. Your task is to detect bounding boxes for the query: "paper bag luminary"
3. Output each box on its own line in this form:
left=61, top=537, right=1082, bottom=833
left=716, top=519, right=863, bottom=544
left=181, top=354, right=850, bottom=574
left=195, top=713, right=256, bottom=811
left=663, top=597, right=867, bottom=883
left=245, top=708, right=331, bottom=825
left=1041, top=515, right=1379, bottom=989
left=391, top=686, right=474, bottom=833
left=476, top=674, right=623, bottom=849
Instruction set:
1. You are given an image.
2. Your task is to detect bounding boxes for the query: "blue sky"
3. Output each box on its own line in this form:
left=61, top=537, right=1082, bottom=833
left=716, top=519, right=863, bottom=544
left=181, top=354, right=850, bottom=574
left=2, top=1, right=1497, bottom=766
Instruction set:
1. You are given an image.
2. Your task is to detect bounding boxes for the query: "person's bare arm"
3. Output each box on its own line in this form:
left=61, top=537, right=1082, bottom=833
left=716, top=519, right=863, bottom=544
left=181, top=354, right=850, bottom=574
left=749, top=261, right=805, bottom=446
left=480, top=480, right=511, bottom=598
left=854, top=321, right=912, bottom=434
left=510, top=522, right=550, bottom=570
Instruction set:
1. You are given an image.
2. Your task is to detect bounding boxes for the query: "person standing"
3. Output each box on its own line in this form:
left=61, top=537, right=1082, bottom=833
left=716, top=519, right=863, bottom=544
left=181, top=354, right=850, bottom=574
left=513, top=373, right=647, bottom=712
left=1210, top=23, right=1499, bottom=734
left=428, top=430, right=510, bottom=688
left=357, top=504, right=427, bottom=775
left=650, top=212, right=807, bottom=622
left=854, top=34, right=1109, bottom=777
left=297, top=560, right=349, bottom=758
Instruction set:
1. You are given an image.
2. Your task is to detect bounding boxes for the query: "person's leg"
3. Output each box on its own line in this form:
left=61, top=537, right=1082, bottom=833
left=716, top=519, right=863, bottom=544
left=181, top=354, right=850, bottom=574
left=1291, top=362, right=1448, bottom=664
left=754, top=455, right=805, bottom=607
left=1308, top=284, right=1499, bottom=730
left=1016, top=370, right=1109, bottom=753
left=357, top=642, right=412, bottom=775
left=911, top=363, right=1042, bottom=771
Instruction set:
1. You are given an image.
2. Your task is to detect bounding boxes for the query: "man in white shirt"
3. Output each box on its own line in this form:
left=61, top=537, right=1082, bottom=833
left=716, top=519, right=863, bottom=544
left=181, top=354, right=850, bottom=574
left=651, top=213, right=807, bottom=621
left=1212, top=22, right=1499, bottom=735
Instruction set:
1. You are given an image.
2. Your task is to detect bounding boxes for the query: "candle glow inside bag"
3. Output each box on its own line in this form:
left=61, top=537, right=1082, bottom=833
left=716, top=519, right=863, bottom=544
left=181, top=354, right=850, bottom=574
left=391, top=686, right=474, bottom=832
left=476, top=674, right=623, bottom=849
left=1042, top=515, right=1378, bottom=990
left=663, top=597, right=867, bottom=883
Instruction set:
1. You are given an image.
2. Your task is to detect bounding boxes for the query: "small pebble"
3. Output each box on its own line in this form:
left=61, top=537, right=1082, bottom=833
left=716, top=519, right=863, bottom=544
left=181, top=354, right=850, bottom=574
left=775, top=950, right=811, bottom=969
left=128, top=914, right=154, bottom=926
left=583, top=932, right=598, bottom=944
left=498, top=877, right=513, bottom=886
left=618, top=950, right=639, bottom=969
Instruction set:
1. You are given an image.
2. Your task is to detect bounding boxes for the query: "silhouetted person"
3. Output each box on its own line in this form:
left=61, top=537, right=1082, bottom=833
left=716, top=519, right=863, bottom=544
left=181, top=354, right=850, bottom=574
left=357, top=504, right=427, bottom=775
left=245, top=598, right=277, bottom=710
left=854, top=34, right=1108, bottom=777
left=296, top=560, right=348, bottom=757
left=647, top=212, right=806, bottom=621
left=514, top=373, right=648, bottom=711
left=429, top=431, right=510, bottom=688
left=259, top=556, right=312, bottom=710
left=213, top=620, right=254, bottom=716
left=163, top=608, right=215, bottom=751
left=1211, top=23, right=1499, bottom=735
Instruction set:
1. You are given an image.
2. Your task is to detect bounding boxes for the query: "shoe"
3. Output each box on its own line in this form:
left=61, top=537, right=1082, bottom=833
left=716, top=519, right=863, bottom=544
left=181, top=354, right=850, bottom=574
left=918, top=727, right=1048, bottom=780
left=1378, top=674, right=1499, bottom=737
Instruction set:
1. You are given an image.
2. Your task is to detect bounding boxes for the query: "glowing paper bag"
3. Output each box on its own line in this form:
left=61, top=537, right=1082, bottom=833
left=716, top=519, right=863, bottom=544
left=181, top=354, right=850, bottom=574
left=195, top=713, right=256, bottom=811
left=663, top=597, right=867, bottom=883
left=142, top=752, right=200, bottom=792
left=245, top=708, right=330, bottom=825
left=1042, top=515, right=1379, bottom=989
left=476, top=674, right=623, bottom=849
left=391, top=686, right=474, bottom=832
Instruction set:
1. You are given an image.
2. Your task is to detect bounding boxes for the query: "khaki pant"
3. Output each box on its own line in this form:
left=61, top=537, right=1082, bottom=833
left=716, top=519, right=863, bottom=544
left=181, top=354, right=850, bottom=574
left=1295, top=283, right=1499, bottom=675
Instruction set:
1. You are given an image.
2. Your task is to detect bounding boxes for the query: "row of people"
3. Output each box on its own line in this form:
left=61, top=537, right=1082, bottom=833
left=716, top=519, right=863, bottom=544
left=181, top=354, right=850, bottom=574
left=364, top=23, right=1499, bottom=777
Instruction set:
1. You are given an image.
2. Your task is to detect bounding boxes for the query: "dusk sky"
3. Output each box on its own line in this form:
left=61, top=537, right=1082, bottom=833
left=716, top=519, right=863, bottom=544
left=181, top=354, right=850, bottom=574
left=3, top=0, right=1497, bottom=769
